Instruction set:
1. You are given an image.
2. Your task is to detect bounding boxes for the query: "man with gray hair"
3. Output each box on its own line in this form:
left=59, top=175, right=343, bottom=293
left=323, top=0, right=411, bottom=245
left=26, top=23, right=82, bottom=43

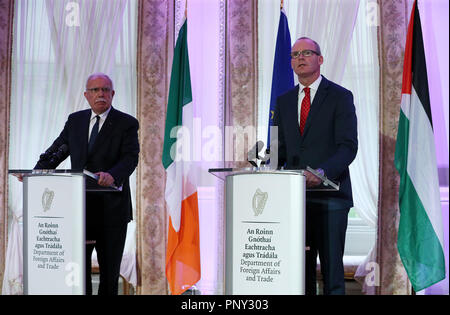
left=34, top=73, right=140, bottom=295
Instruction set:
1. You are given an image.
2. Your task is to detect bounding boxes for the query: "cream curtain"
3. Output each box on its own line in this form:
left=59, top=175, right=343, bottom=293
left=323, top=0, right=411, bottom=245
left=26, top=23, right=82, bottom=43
left=3, top=0, right=137, bottom=294
left=343, top=1, right=380, bottom=294
left=342, top=0, right=379, bottom=230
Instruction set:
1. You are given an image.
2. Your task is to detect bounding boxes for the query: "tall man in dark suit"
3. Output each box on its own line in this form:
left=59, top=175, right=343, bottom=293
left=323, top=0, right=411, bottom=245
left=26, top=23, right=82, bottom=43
left=273, top=37, right=358, bottom=295
left=34, top=73, right=140, bottom=295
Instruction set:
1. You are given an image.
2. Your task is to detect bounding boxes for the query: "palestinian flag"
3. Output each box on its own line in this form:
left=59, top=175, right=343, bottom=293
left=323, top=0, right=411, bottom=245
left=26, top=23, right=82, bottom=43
left=395, top=0, right=445, bottom=292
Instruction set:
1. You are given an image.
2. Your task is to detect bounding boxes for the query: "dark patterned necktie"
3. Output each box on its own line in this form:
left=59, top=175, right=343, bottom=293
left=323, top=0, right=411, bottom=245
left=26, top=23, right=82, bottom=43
left=88, top=115, right=100, bottom=153
left=299, top=87, right=310, bottom=135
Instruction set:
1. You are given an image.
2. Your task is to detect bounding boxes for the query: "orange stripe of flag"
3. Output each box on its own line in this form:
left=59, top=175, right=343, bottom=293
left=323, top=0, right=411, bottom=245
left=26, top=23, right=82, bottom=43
left=166, top=192, right=201, bottom=295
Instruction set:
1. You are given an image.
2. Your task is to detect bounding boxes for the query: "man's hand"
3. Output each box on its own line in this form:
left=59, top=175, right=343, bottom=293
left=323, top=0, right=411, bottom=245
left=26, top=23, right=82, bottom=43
left=304, top=170, right=322, bottom=188
left=95, top=172, right=115, bottom=187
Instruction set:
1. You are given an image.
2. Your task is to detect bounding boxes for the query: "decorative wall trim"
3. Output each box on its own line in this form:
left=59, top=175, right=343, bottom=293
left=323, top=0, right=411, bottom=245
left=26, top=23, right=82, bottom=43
left=216, top=0, right=226, bottom=294
left=225, top=0, right=258, bottom=168
left=0, top=0, right=14, bottom=294
left=376, top=0, right=412, bottom=295
left=136, top=0, right=171, bottom=295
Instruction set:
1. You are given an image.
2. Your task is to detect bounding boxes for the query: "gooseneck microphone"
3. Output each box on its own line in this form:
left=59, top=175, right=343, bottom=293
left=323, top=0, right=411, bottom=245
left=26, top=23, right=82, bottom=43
left=260, top=148, right=270, bottom=165
left=35, top=143, right=69, bottom=169
left=247, top=140, right=265, bottom=167
left=49, top=144, right=69, bottom=165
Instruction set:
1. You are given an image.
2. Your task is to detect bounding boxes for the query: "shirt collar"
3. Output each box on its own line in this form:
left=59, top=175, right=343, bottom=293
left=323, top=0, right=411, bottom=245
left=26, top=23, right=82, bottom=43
left=299, top=75, right=322, bottom=93
left=90, top=106, right=112, bottom=120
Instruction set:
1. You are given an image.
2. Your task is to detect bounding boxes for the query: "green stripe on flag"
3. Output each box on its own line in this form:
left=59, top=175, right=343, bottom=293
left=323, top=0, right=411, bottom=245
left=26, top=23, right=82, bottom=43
left=395, top=111, right=445, bottom=291
left=397, top=173, right=446, bottom=291
left=395, top=110, right=409, bottom=186
left=162, top=20, right=192, bottom=169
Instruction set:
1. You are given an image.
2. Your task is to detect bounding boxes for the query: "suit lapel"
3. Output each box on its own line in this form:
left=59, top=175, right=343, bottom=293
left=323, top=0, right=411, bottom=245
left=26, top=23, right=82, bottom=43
left=286, top=85, right=301, bottom=130
left=302, top=77, right=329, bottom=137
left=79, top=110, right=91, bottom=162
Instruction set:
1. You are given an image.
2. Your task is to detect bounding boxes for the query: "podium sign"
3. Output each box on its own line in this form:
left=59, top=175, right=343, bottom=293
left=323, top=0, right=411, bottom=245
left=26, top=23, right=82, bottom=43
left=23, top=173, right=85, bottom=294
left=224, top=171, right=305, bottom=294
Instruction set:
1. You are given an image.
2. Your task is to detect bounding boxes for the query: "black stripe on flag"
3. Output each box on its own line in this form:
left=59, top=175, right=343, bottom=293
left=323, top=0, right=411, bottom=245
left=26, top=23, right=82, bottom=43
left=411, top=2, right=433, bottom=128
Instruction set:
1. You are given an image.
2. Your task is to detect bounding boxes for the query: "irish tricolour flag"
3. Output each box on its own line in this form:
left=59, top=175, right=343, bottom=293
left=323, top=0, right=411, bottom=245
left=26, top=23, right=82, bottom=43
left=162, top=19, right=201, bottom=295
left=395, top=0, right=445, bottom=292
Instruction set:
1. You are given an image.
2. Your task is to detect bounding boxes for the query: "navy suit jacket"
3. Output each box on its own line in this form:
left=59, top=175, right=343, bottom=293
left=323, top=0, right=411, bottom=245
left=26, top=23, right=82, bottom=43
left=35, top=107, right=140, bottom=229
left=273, top=76, right=358, bottom=208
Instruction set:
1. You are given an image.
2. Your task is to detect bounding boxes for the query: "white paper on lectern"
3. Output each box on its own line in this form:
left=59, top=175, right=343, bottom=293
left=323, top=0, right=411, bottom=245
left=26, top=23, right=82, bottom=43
left=83, top=169, right=122, bottom=191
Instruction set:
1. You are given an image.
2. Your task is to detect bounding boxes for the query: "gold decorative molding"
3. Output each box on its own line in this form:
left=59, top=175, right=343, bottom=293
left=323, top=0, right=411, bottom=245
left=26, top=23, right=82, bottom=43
left=136, top=0, right=171, bottom=295
left=0, top=0, right=14, bottom=294
left=226, top=0, right=258, bottom=168
left=377, top=0, right=412, bottom=295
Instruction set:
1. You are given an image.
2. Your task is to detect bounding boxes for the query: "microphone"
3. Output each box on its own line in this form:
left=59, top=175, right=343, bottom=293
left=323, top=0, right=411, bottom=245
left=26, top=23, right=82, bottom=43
left=260, top=148, right=270, bottom=165
left=49, top=144, right=69, bottom=165
left=35, top=144, right=68, bottom=169
left=248, top=160, right=258, bottom=167
left=247, top=140, right=264, bottom=167
left=38, top=144, right=59, bottom=161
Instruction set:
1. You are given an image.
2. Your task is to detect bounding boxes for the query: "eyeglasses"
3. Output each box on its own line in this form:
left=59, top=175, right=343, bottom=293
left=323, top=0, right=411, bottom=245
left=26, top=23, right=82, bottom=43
left=86, top=87, right=112, bottom=93
left=290, top=50, right=320, bottom=59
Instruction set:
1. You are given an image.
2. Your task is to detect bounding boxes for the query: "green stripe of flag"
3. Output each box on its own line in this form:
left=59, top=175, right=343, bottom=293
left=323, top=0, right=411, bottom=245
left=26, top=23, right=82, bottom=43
left=162, top=20, right=192, bottom=169
left=395, top=110, right=445, bottom=291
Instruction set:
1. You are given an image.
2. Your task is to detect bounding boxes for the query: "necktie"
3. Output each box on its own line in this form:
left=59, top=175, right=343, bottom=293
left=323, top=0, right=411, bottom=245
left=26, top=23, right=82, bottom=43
left=88, top=115, right=100, bottom=153
left=299, top=87, right=310, bottom=135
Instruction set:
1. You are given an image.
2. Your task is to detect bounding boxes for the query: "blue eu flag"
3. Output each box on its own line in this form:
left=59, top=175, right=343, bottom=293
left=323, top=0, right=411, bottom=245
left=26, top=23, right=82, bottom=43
left=267, top=9, right=294, bottom=148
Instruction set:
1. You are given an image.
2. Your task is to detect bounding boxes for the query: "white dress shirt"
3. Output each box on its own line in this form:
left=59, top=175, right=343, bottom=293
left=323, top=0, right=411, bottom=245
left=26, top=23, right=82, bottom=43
left=88, top=106, right=111, bottom=141
left=298, top=75, right=322, bottom=125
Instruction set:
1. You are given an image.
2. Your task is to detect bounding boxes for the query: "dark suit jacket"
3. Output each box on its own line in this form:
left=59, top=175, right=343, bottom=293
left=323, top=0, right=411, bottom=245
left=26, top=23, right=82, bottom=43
left=273, top=76, right=358, bottom=208
left=35, top=107, right=140, bottom=230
